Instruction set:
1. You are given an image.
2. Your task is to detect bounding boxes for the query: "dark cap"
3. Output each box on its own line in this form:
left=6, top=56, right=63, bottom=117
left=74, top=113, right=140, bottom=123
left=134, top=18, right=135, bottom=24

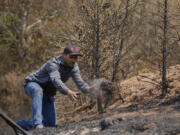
left=63, top=45, right=82, bottom=56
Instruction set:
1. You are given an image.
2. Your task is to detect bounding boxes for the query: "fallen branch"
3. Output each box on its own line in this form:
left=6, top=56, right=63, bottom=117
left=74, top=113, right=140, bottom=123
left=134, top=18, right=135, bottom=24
left=0, top=109, right=31, bottom=135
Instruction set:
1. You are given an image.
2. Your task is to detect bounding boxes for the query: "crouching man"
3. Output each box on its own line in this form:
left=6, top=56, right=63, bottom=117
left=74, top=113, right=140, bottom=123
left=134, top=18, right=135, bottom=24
left=17, top=45, right=92, bottom=130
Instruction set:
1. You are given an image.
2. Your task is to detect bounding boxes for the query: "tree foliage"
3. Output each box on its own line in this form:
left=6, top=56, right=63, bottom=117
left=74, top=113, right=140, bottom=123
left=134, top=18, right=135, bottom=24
left=0, top=0, right=180, bottom=80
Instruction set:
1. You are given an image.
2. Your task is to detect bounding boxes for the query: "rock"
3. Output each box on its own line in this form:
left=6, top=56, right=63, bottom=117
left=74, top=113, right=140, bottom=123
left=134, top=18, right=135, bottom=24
left=100, top=118, right=113, bottom=130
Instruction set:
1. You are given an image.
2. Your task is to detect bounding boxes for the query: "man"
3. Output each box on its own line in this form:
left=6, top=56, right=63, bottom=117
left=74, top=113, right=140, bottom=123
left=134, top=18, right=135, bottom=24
left=17, top=45, right=92, bottom=130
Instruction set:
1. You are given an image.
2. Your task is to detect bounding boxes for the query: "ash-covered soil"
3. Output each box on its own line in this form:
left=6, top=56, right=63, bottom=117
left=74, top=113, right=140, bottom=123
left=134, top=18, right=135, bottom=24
left=27, top=65, right=180, bottom=135
left=32, top=98, right=180, bottom=135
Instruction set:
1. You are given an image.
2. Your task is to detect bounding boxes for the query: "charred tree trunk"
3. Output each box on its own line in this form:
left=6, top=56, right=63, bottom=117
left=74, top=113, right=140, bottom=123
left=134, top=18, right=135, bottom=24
left=95, top=1, right=100, bottom=78
left=112, top=38, right=124, bottom=82
left=112, top=0, right=129, bottom=82
left=161, top=0, right=168, bottom=97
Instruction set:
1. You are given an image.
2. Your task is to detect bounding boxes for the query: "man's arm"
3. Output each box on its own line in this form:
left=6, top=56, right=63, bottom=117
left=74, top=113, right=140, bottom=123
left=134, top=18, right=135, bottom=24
left=47, top=62, right=69, bottom=95
left=47, top=62, right=79, bottom=100
left=71, top=65, right=90, bottom=93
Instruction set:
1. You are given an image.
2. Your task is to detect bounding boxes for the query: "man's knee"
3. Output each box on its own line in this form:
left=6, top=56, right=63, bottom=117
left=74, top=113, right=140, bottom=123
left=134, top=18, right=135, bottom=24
left=35, top=87, right=43, bottom=95
left=25, top=82, right=43, bottom=96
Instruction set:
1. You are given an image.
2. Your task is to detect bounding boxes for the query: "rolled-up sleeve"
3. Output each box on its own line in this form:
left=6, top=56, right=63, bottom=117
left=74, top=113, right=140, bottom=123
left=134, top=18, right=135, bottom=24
left=72, top=66, right=89, bottom=93
left=47, top=63, right=69, bottom=95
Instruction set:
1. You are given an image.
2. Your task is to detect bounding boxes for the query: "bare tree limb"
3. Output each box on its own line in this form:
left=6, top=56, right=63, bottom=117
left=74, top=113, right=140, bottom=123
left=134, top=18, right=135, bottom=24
left=25, top=9, right=62, bottom=32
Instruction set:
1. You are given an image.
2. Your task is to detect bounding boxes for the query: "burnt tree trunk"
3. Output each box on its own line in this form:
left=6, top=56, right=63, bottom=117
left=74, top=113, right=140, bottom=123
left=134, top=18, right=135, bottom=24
left=112, top=0, right=129, bottom=82
left=161, top=0, right=168, bottom=97
left=95, top=1, right=100, bottom=78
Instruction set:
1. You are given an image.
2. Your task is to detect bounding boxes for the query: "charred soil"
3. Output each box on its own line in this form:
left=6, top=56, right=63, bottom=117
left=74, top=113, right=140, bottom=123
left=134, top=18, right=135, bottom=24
left=31, top=65, right=180, bottom=135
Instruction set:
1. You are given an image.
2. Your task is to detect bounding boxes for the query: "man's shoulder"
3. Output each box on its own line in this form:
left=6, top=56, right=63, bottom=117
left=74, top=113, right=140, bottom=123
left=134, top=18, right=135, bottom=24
left=46, top=56, right=63, bottom=70
left=47, top=56, right=63, bottom=65
left=72, top=63, right=80, bottom=72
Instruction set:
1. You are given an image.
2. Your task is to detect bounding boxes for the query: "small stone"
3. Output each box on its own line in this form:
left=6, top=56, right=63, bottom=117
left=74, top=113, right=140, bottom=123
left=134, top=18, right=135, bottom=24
left=100, top=118, right=113, bottom=130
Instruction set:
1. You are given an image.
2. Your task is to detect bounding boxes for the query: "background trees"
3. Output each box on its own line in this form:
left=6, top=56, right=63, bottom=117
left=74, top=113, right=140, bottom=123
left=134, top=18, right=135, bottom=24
left=1, top=0, right=179, bottom=81
left=1, top=0, right=179, bottom=91
left=56, top=0, right=142, bottom=81
left=136, top=0, right=180, bottom=96
left=0, top=0, right=64, bottom=74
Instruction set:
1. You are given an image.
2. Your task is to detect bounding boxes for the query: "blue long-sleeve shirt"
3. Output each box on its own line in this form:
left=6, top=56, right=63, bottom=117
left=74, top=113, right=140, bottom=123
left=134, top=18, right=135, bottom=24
left=25, top=56, right=89, bottom=95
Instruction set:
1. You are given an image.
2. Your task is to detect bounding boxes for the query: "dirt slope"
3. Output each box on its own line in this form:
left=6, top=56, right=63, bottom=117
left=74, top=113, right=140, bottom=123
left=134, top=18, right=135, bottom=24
left=31, top=65, right=180, bottom=134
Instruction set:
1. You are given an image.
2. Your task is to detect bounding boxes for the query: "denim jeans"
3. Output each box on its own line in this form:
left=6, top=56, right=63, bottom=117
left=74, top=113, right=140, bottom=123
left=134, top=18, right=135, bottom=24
left=16, top=82, right=57, bottom=130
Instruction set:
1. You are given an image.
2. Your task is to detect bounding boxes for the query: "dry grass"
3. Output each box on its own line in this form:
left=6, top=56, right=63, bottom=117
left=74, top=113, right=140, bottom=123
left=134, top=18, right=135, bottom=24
left=0, top=72, right=31, bottom=135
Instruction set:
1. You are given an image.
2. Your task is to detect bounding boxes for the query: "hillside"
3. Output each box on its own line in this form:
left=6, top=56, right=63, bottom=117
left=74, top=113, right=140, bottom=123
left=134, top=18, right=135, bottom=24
left=30, top=65, right=180, bottom=135
left=0, top=0, right=180, bottom=134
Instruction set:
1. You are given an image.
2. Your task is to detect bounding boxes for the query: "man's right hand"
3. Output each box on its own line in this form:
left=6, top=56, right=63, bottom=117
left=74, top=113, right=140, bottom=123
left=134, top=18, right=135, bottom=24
left=66, top=90, right=79, bottom=101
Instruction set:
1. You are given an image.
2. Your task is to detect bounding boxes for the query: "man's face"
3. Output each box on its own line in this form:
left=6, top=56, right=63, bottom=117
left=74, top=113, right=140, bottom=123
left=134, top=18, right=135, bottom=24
left=63, top=54, right=78, bottom=67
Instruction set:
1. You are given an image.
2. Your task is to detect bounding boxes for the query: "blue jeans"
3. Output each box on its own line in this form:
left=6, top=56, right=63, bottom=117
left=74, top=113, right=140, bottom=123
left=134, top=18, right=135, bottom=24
left=16, top=82, right=57, bottom=130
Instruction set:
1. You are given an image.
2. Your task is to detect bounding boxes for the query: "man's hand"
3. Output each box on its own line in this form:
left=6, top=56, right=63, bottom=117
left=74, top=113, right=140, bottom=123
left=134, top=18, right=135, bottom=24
left=67, top=89, right=80, bottom=101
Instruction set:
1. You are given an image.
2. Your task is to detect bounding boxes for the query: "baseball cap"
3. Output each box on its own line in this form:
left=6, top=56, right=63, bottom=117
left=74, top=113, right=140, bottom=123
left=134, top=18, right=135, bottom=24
left=63, top=45, right=82, bottom=56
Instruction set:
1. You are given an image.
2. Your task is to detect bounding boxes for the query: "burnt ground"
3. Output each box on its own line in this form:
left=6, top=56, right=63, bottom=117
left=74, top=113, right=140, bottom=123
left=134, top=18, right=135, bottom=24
left=30, top=96, right=180, bottom=135
left=18, top=65, right=180, bottom=135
